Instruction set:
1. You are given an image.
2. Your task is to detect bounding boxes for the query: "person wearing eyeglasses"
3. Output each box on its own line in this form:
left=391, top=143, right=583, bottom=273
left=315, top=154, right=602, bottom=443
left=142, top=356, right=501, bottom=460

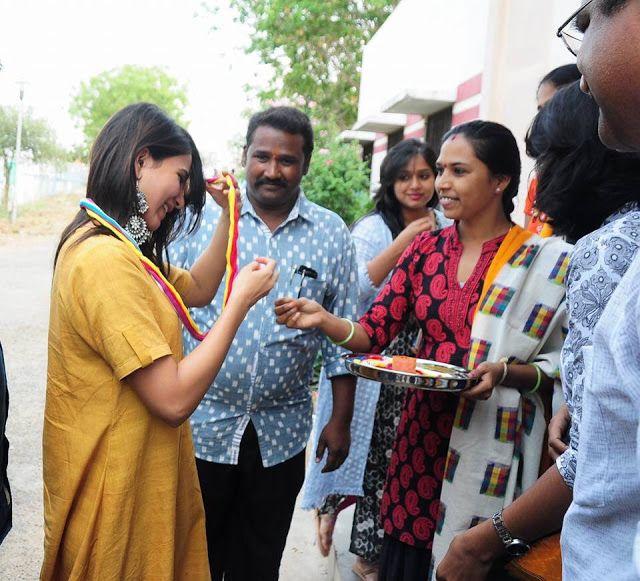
left=436, top=2, right=640, bottom=579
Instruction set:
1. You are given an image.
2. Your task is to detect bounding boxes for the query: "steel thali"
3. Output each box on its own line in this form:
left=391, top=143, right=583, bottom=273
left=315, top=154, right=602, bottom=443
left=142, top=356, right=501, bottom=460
left=343, top=353, right=478, bottom=393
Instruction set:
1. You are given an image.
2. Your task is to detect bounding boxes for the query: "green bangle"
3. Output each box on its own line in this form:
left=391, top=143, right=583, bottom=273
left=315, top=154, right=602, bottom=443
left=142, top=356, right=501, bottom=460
left=528, top=364, right=542, bottom=394
left=333, top=318, right=355, bottom=346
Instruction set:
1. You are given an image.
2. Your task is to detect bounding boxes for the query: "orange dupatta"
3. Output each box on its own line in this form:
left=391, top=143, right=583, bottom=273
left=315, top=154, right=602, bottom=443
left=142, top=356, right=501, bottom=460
left=476, top=225, right=533, bottom=309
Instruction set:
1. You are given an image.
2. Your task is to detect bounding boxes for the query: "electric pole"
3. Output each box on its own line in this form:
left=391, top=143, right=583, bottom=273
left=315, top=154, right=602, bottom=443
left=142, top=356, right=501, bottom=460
left=10, top=83, right=25, bottom=224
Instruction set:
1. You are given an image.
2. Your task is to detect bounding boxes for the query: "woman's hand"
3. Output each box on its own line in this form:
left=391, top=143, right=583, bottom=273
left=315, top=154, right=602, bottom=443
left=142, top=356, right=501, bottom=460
left=206, top=171, right=241, bottom=218
left=548, top=403, right=570, bottom=460
left=228, top=258, right=278, bottom=310
left=463, top=361, right=503, bottom=400
left=274, top=297, right=326, bottom=330
left=395, top=212, right=437, bottom=249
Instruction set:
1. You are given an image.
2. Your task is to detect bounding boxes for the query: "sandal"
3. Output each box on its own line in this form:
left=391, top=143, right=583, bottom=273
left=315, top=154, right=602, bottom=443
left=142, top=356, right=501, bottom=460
left=314, top=509, right=336, bottom=557
left=352, top=557, right=379, bottom=581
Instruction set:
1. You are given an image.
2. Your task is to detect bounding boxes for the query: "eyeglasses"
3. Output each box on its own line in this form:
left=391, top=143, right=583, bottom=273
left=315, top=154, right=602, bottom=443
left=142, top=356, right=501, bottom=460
left=557, top=0, right=594, bottom=56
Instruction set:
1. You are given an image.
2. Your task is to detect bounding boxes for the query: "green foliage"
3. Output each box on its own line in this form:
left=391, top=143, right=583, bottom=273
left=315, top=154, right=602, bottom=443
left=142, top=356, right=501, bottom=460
left=0, top=106, right=64, bottom=208
left=302, top=129, right=373, bottom=226
left=227, top=0, right=399, bottom=128
left=69, top=65, right=188, bottom=158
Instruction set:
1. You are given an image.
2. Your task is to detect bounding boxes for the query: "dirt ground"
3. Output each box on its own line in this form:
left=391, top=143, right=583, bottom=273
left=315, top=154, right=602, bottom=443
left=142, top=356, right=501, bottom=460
left=0, top=194, right=80, bottom=240
left=0, top=195, right=334, bottom=580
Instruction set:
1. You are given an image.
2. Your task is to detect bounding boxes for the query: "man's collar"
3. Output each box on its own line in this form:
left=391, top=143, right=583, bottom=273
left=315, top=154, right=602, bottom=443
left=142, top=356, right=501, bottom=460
left=241, top=185, right=315, bottom=225
left=603, top=201, right=640, bottom=227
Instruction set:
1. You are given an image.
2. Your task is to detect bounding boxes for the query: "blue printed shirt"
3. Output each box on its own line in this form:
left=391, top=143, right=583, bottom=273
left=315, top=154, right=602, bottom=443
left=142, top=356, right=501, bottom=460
left=169, top=190, right=358, bottom=467
left=556, top=203, right=640, bottom=488
left=561, top=209, right=640, bottom=580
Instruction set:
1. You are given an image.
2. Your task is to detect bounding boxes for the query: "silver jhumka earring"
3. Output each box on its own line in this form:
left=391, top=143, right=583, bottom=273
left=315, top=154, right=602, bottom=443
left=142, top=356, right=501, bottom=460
left=125, top=183, right=152, bottom=245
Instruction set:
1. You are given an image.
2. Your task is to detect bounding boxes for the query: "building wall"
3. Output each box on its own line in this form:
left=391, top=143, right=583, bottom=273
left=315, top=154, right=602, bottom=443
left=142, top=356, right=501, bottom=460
left=366, top=72, right=483, bottom=192
left=355, top=0, right=581, bottom=222
left=404, top=114, right=425, bottom=140
left=481, top=0, right=581, bottom=220
left=357, top=0, right=490, bottom=123
left=371, top=133, right=388, bottom=187
left=0, top=161, right=87, bottom=207
left=452, top=74, right=483, bottom=127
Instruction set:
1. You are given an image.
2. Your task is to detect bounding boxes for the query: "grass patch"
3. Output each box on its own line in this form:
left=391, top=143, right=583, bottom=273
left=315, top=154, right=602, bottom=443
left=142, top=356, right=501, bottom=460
left=0, top=193, right=81, bottom=238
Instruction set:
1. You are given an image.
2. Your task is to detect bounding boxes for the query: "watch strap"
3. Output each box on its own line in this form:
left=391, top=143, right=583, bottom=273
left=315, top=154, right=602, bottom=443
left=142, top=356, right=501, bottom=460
left=492, top=510, right=514, bottom=546
left=492, top=510, right=532, bottom=556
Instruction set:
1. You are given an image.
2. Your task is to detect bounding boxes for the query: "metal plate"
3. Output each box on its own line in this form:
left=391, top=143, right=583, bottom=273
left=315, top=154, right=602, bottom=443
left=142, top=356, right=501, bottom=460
left=342, top=353, right=478, bottom=392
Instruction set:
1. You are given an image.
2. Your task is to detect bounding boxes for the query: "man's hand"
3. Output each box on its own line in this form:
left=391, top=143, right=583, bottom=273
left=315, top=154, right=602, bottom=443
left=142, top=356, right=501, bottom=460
left=316, top=417, right=351, bottom=473
left=436, top=524, right=500, bottom=581
left=548, top=403, right=570, bottom=460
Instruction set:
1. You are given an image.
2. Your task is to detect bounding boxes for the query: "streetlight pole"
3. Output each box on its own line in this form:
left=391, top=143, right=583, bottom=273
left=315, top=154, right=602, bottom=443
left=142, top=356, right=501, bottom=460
left=10, top=83, right=25, bottom=224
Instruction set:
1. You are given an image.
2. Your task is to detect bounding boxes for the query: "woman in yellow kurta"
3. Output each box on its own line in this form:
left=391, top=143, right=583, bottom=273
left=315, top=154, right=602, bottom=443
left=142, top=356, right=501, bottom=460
left=42, top=103, right=278, bottom=580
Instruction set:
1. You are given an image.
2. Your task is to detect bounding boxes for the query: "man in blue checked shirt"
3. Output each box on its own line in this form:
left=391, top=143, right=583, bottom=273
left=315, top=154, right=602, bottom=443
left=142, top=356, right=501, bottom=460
left=170, top=106, right=358, bottom=581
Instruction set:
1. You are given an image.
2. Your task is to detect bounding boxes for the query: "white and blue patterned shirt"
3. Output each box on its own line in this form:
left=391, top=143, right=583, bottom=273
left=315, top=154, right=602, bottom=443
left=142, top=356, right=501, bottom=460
left=169, top=190, right=358, bottom=467
left=557, top=203, right=640, bottom=488
left=561, top=216, right=640, bottom=580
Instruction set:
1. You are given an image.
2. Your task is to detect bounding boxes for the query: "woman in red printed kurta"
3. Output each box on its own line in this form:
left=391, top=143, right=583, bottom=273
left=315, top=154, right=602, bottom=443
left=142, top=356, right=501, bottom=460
left=275, top=121, right=557, bottom=581
left=359, top=227, right=505, bottom=556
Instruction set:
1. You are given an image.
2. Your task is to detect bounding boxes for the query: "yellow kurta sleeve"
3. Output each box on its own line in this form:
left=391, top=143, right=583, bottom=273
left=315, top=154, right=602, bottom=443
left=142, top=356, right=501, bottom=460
left=168, top=264, right=195, bottom=302
left=65, top=238, right=174, bottom=380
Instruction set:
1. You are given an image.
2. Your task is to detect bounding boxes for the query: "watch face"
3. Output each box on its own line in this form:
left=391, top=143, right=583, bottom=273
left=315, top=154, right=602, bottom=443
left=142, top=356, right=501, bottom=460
left=506, top=539, right=531, bottom=557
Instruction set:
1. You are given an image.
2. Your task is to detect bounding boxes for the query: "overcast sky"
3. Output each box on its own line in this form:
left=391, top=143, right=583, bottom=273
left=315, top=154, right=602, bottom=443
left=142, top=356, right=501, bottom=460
left=0, top=0, right=270, bottom=168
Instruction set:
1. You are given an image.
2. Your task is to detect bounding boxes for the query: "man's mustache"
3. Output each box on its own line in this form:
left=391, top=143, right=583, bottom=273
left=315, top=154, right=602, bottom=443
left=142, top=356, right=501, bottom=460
left=255, top=177, right=288, bottom=189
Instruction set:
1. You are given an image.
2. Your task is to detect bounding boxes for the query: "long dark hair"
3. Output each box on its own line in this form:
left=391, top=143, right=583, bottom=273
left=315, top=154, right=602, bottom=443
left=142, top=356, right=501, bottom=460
left=443, top=121, right=521, bottom=219
left=371, top=139, right=438, bottom=238
left=55, top=103, right=206, bottom=275
left=526, top=81, right=640, bottom=242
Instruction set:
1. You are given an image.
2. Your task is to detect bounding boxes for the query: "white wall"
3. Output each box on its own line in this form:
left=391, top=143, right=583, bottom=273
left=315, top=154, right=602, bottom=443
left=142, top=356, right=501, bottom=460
left=356, top=0, right=582, bottom=222
left=481, top=0, right=581, bottom=221
left=1, top=162, right=87, bottom=207
left=357, top=0, right=491, bottom=122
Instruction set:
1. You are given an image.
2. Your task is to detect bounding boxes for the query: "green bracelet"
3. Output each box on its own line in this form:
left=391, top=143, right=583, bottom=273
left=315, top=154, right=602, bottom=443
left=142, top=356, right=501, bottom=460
left=333, top=318, right=355, bottom=346
left=528, top=364, right=542, bottom=394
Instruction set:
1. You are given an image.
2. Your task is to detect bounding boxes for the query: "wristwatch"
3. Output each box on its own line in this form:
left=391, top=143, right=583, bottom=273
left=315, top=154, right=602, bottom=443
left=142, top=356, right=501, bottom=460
left=491, top=510, right=531, bottom=557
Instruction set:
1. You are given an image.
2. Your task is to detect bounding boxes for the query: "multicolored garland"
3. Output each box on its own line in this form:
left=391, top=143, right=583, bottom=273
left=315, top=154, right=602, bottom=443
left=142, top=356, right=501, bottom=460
left=79, top=198, right=208, bottom=341
left=80, top=175, right=240, bottom=339
left=209, top=175, right=240, bottom=308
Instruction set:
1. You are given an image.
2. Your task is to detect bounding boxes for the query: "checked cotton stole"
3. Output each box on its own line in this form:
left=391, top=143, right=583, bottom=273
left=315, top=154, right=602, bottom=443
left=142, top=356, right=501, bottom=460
left=430, top=228, right=572, bottom=574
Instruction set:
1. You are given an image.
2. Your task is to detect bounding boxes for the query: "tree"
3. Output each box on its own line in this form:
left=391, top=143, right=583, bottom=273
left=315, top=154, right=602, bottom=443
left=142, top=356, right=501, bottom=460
left=302, top=127, right=372, bottom=226
left=227, top=0, right=399, bottom=128
left=69, top=65, right=188, bottom=158
left=0, top=106, right=62, bottom=210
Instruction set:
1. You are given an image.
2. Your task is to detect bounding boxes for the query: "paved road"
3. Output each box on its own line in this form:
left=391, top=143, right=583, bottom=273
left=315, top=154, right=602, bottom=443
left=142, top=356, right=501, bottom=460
left=0, top=236, right=53, bottom=580
left=0, top=235, right=337, bottom=580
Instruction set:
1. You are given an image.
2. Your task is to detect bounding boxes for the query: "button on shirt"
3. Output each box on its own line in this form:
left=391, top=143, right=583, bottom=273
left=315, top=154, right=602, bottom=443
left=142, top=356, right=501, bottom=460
left=169, top=191, right=358, bottom=467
